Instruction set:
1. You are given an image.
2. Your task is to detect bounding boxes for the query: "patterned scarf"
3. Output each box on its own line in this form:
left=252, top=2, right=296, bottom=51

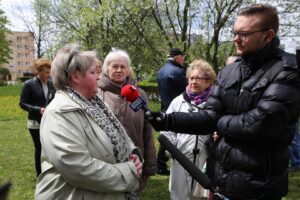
left=185, top=86, right=211, bottom=105
left=63, top=87, right=138, bottom=200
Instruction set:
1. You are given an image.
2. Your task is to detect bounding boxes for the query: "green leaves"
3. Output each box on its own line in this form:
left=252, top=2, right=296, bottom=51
left=0, top=8, right=10, bottom=65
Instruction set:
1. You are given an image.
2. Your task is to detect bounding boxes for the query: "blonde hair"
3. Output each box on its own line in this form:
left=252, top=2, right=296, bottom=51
left=35, top=58, right=51, bottom=72
left=186, top=59, right=216, bottom=85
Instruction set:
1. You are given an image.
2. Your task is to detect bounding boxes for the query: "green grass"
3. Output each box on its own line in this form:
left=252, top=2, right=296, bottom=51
left=0, top=85, right=22, bottom=97
left=0, top=85, right=299, bottom=200
left=0, top=120, right=36, bottom=199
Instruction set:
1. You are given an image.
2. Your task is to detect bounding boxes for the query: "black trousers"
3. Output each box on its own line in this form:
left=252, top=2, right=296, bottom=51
left=157, top=144, right=169, bottom=170
left=29, top=129, right=41, bottom=176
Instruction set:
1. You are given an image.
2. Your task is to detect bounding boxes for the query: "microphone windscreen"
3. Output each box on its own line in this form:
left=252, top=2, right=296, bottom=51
left=121, top=84, right=139, bottom=102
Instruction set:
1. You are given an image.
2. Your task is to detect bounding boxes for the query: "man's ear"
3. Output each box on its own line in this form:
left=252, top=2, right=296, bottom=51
left=264, top=29, right=275, bottom=43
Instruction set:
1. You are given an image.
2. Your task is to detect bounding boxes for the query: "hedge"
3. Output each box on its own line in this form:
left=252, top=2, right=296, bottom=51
left=138, top=82, right=160, bottom=101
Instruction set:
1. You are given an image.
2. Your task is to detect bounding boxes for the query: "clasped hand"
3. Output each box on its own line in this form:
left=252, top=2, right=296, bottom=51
left=129, top=154, right=143, bottom=176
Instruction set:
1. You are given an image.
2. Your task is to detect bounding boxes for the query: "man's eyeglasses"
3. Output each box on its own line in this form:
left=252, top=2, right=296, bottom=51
left=233, top=29, right=269, bottom=40
left=189, top=76, right=209, bottom=81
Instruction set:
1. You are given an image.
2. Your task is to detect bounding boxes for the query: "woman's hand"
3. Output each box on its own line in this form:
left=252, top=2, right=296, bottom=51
left=129, top=154, right=143, bottom=176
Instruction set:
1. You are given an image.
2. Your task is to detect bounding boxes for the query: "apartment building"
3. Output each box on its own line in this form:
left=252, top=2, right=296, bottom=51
left=2, top=31, right=35, bottom=81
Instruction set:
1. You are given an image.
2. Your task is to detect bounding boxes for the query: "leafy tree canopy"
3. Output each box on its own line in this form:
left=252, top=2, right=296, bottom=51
left=0, top=4, right=11, bottom=65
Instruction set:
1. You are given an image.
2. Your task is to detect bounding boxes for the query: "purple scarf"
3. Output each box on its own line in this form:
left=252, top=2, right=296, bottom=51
left=185, top=86, right=211, bottom=105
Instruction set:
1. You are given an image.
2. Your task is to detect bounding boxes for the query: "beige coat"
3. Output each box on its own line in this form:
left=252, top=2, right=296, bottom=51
left=35, top=91, right=139, bottom=200
left=97, top=74, right=157, bottom=190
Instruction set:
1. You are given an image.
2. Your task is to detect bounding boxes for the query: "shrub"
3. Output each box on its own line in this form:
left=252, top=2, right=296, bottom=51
left=138, top=81, right=160, bottom=101
left=19, top=77, right=32, bottom=82
left=0, top=80, right=6, bottom=86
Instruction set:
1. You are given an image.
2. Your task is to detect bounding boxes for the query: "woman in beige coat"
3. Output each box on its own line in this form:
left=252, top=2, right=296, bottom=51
left=35, top=45, right=143, bottom=200
left=97, top=48, right=157, bottom=192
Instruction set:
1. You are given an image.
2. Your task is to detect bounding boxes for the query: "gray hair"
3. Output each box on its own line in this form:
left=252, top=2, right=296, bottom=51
left=51, top=44, right=97, bottom=90
left=102, top=48, right=131, bottom=75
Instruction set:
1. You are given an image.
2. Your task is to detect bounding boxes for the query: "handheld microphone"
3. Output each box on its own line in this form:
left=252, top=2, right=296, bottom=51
left=158, top=134, right=215, bottom=192
left=121, top=84, right=150, bottom=113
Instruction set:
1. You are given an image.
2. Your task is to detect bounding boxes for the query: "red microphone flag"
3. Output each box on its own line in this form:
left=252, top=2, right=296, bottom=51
left=121, top=84, right=139, bottom=102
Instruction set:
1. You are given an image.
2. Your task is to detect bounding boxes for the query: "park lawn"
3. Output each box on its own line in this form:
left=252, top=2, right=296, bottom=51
left=0, top=85, right=299, bottom=199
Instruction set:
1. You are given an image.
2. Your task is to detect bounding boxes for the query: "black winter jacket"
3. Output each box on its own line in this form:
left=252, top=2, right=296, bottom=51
left=164, top=38, right=300, bottom=199
left=19, top=77, right=55, bottom=123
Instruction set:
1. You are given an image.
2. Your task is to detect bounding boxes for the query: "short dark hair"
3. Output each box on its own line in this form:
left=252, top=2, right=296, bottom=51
left=237, top=4, right=279, bottom=34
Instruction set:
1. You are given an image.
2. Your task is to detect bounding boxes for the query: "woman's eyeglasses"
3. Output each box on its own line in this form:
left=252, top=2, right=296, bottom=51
left=189, top=76, right=209, bottom=81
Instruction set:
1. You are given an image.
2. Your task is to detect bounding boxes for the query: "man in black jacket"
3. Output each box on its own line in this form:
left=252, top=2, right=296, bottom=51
left=149, top=4, right=300, bottom=200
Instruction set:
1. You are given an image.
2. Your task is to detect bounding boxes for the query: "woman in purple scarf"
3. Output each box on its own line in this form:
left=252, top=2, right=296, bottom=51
left=160, top=59, right=216, bottom=200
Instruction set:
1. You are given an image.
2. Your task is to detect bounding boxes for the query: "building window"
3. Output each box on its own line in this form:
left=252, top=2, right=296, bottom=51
left=9, top=65, right=14, bottom=68
left=18, top=53, right=22, bottom=58
left=24, top=36, right=29, bottom=40
left=25, top=53, right=30, bottom=58
left=17, top=45, right=22, bottom=50
left=26, top=62, right=30, bottom=66
left=24, top=45, right=29, bottom=50
left=18, top=61, right=22, bottom=66
left=18, top=70, right=21, bottom=74
left=17, top=36, right=21, bottom=41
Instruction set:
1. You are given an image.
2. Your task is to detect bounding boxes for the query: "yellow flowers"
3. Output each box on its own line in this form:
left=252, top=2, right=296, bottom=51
left=0, top=96, right=26, bottom=120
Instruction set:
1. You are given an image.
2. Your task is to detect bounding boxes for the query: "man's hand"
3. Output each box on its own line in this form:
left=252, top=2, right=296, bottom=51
left=40, top=107, right=45, bottom=114
left=145, top=111, right=167, bottom=131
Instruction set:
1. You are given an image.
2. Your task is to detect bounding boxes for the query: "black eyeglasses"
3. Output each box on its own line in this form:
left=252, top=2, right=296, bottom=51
left=189, top=76, right=210, bottom=81
left=233, top=29, right=269, bottom=40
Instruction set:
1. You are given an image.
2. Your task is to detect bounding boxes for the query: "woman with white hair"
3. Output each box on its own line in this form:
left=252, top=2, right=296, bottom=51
left=35, top=44, right=143, bottom=200
left=97, top=48, right=157, bottom=192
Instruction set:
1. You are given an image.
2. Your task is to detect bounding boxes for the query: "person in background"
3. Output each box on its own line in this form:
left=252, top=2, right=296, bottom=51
left=97, top=48, right=156, bottom=192
left=288, top=122, right=300, bottom=172
left=156, top=47, right=187, bottom=175
left=95, top=58, right=102, bottom=76
left=148, top=4, right=300, bottom=200
left=161, top=59, right=216, bottom=200
left=19, top=58, right=55, bottom=176
left=35, top=45, right=143, bottom=200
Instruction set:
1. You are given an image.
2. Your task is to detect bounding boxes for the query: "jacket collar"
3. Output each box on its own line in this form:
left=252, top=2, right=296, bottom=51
left=168, top=60, right=185, bottom=69
left=54, top=90, right=83, bottom=112
left=241, top=37, right=281, bottom=71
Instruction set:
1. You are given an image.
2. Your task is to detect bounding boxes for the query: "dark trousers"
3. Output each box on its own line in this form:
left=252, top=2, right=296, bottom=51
left=157, top=144, right=169, bottom=170
left=29, top=129, right=41, bottom=176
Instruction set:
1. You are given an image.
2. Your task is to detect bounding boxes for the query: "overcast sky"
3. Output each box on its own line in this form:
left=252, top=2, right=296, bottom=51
left=1, top=0, right=32, bottom=31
